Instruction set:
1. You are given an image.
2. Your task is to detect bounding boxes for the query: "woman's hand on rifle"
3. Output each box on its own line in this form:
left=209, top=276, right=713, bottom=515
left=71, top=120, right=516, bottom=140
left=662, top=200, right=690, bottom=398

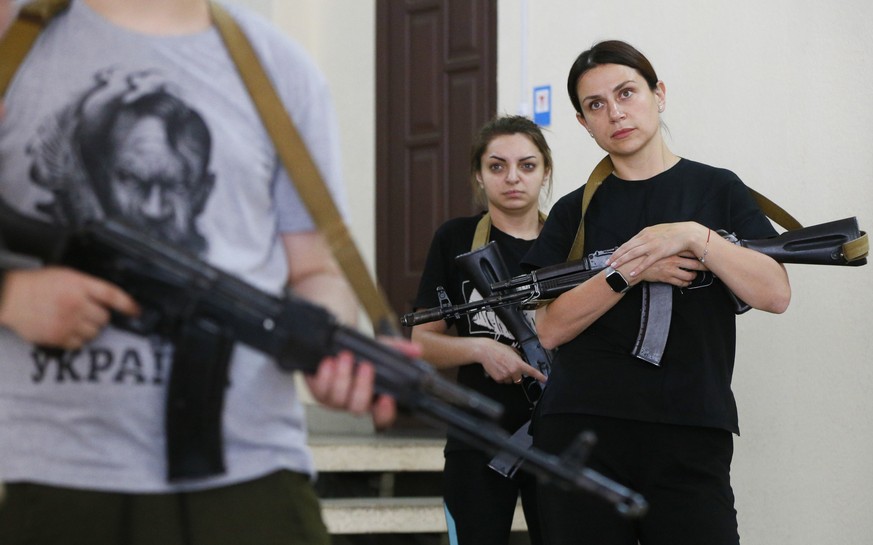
left=471, top=337, right=548, bottom=385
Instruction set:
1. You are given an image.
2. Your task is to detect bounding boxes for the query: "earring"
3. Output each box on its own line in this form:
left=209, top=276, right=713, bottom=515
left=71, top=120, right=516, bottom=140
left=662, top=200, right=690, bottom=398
left=658, top=104, right=664, bottom=113
left=588, top=130, right=594, bottom=137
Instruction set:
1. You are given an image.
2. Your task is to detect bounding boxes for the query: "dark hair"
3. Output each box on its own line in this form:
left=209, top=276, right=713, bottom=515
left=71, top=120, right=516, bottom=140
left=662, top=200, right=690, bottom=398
left=469, top=115, right=553, bottom=209
left=567, top=40, right=659, bottom=115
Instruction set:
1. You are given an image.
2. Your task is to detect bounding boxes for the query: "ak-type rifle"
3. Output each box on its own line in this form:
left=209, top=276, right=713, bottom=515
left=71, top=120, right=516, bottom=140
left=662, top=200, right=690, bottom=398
left=0, top=203, right=648, bottom=517
left=402, top=218, right=868, bottom=364
left=453, top=240, right=552, bottom=478
left=454, top=241, right=551, bottom=400
left=401, top=245, right=620, bottom=328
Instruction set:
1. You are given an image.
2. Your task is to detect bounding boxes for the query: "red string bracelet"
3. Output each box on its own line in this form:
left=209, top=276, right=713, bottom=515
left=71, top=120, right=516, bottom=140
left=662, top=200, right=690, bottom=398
left=699, top=228, right=711, bottom=263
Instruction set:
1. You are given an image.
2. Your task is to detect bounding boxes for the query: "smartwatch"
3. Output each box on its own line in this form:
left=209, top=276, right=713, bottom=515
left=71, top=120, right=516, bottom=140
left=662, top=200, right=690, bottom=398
left=603, top=266, right=632, bottom=294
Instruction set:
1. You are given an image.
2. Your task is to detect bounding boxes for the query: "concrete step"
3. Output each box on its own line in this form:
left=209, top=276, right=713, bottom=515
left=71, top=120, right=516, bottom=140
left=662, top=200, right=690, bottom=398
left=308, top=433, right=444, bottom=473
left=308, top=433, right=529, bottom=535
left=321, top=496, right=528, bottom=535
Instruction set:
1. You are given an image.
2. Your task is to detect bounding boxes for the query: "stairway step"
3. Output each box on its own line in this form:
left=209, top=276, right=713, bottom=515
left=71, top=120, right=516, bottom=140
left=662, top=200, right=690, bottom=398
left=309, top=434, right=444, bottom=472
left=321, top=496, right=528, bottom=534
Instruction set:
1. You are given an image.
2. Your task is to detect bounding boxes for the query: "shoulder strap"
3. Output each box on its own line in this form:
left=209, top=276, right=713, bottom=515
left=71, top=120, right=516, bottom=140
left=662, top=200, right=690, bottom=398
left=0, top=0, right=70, bottom=97
left=209, top=3, right=398, bottom=334
left=567, top=155, right=613, bottom=261
left=843, top=232, right=869, bottom=262
left=471, top=213, right=491, bottom=251
left=471, top=210, right=548, bottom=251
left=746, top=188, right=802, bottom=231
left=567, top=155, right=809, bottom=262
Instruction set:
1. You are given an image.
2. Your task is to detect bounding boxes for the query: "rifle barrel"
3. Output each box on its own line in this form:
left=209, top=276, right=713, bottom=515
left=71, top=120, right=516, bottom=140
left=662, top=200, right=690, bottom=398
left=400, top=289, right=536, bottom=327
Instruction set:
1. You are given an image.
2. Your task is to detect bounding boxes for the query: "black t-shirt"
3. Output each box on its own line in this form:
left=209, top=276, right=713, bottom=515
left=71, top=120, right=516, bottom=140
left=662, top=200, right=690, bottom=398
left=414, top=214, right=538, bottom=450
left=523, top=159, right=777, bottom=434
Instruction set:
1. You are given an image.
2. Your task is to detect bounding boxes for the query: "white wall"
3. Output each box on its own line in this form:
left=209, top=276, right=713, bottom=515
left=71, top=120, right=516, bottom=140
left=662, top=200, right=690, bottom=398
left=271, top=1, right=378, bottom=271
left=230, top=1, right=873, bottom=543
left=226, top=0, right=378, bottom=284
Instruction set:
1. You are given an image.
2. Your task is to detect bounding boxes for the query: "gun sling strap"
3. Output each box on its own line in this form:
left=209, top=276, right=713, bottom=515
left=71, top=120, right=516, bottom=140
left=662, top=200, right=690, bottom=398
left=471, top=211, right=549, bottom=251
left=2, top=0, right=399, bottom=480
left=568, top=155, right=868, bottom=366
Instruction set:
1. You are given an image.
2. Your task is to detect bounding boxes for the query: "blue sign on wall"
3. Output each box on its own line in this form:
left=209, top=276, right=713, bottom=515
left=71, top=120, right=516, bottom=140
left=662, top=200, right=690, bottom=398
left=533, top=85, right=551, bottom=126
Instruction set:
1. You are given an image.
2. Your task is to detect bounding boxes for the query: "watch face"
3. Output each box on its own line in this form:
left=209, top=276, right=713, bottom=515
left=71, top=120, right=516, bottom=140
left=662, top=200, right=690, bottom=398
left=606, top=267, right=630, bottom=293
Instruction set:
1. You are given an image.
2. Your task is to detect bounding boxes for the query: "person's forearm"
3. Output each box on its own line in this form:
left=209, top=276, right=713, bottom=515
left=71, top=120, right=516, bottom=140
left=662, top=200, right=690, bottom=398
left=411, top=327, right=483, bottom=370
left=0, top=267, right=8, bottom=319
left=696, top=235, right=791, bottom=313
left=1, top=0, right=15, bottom=38
left=282, top=232, right=359, bottom=327
left=292, top=271, right=359, bottom=327
left=535, top=270, right=622, bottom=350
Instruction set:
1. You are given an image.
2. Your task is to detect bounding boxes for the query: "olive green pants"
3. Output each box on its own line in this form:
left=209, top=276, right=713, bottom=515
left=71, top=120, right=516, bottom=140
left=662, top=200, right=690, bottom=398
left=0, top=470, right=330, bottom=545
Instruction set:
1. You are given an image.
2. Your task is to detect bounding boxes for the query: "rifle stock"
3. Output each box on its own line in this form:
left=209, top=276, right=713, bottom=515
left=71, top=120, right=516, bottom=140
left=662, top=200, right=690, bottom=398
left=739, top=217, right=867, bottom=265
left=0, top=210, right=648, bottom=516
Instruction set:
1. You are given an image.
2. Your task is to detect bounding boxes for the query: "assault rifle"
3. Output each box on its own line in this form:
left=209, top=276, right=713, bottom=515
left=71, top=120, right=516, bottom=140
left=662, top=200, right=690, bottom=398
left=454, top=241, right=552, bottom=477
left=401, top=246, right=616, bottom=327
left=455, top=241, right=551, bottom=401
left=402, top=218, right=868, bottom=359
left=0, top=206, right=648, bottom=517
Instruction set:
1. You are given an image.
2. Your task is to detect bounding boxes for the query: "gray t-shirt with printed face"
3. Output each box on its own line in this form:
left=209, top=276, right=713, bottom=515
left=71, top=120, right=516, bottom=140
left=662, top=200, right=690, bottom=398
left=0, top=0, right=348, bottom=492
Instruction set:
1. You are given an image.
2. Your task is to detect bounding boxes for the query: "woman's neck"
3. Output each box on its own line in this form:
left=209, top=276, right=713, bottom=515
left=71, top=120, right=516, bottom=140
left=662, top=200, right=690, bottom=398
left=83, top=0, right=211, bottom=35
left=611, top=139, right=680, bottom=181
left=488, top=206, right=542, bottom=241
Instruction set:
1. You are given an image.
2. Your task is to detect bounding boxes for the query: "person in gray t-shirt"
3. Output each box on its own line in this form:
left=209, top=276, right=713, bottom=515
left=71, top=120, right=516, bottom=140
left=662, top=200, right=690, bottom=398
left=0, top=1, right=402, bottom=543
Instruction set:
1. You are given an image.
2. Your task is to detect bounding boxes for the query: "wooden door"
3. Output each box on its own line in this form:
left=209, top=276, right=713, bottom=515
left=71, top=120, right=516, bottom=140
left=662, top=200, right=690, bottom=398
left=376, top=0, right=497, bottom=324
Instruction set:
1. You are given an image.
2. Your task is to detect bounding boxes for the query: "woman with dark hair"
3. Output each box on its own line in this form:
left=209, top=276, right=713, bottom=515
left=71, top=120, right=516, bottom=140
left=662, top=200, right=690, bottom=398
left=524, top=40, right=790, bottom=545
left=411, top=115, right=551, bottom=545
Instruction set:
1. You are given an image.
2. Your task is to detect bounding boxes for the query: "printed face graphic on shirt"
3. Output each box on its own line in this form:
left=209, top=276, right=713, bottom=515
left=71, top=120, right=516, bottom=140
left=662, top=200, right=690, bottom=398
left=27, top=69, right=215, bottom=254
left=463, top=281, right=536, bottom=346
left=467, top=284, right=515, bottom=342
